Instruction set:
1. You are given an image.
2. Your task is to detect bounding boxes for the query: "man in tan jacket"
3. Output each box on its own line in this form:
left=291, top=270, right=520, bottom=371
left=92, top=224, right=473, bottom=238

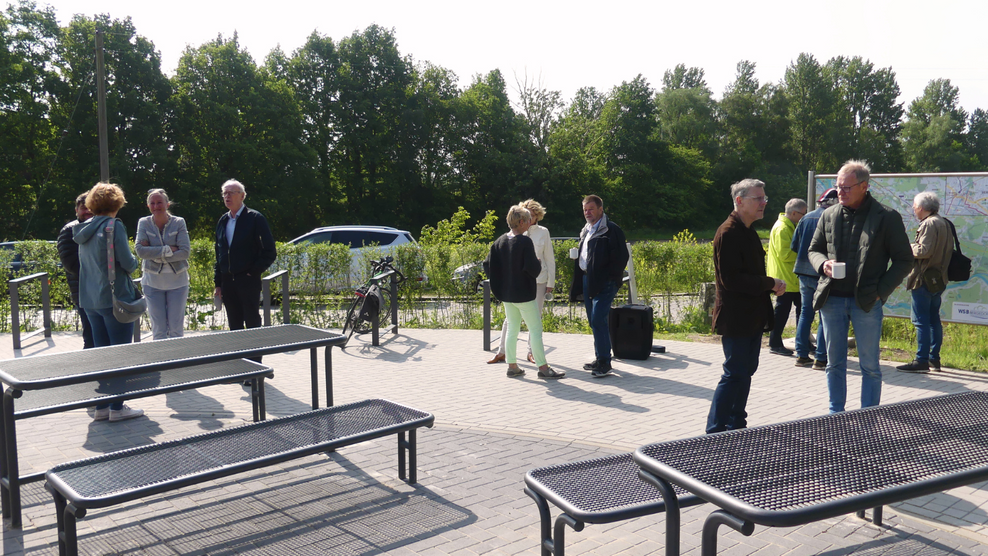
left=897, top=191, right=954, bottom=373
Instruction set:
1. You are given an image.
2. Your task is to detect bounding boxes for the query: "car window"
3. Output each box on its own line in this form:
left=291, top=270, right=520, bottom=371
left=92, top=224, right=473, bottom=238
left=332, top=231, right=396, bottom=248
left=402, top=233, right=414, bottom=243
left=297, top=232, right=332, bottom=245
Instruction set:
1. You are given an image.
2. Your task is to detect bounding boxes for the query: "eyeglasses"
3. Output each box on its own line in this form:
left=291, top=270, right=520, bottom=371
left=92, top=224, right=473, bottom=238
left=743, top=195, right=769, bottom=204
left=837, top=180, right=867, bottom=192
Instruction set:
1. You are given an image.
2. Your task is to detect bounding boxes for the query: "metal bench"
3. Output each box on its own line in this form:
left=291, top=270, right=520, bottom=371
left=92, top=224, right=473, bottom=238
left=1, top=359, right=273, bottom=526
left=525, top=453, right=703, bottom=556
left=45, top=398, right=435, bottom=556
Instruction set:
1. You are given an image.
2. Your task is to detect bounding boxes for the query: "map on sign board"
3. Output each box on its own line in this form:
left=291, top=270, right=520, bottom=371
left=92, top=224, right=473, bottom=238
left=815, top=174, right=988, bottom=325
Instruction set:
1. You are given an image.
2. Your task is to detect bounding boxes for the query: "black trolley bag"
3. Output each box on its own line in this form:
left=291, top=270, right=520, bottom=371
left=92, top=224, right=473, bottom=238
left=608, top=304, right=653, bottom=360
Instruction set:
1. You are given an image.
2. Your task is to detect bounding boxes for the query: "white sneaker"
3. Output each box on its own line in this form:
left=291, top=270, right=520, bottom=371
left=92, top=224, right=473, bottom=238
left=93, top=408, right=110, bottom=421
left=109, top=405, right=144, bottom=422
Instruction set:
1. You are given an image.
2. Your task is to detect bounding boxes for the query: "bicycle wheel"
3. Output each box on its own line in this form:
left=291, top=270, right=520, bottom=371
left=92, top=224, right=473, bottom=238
left=342, top=296, right=362, bottom=346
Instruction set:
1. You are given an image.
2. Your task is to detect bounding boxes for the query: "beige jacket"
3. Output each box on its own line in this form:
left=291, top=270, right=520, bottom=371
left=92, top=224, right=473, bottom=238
left=905, top=213, right=953, bottom=290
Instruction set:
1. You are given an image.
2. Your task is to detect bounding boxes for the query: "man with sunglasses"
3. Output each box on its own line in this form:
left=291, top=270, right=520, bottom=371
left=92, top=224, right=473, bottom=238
left=808, top=160, right=912, bottom=414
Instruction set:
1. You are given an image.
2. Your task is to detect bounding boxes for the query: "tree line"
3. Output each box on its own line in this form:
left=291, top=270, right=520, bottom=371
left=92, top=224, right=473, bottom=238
left=3, top=0, right=987, bottom=242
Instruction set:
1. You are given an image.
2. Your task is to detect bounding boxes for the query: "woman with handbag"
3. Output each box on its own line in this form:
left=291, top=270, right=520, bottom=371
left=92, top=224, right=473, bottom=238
left=74, top=182, right=144, bottom=422
left=897, top=191, right=954, bottom=374
left=136, top=188, right=191, bottom=340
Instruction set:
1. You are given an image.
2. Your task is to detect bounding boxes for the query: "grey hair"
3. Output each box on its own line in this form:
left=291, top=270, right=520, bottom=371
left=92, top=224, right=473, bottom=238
left=785, top=198, right=807, bottom=215
left=914, top=191, right=940, bottom=214
left=506, top=205, right=532, bottom=230
left=838, top=159, right=871, bottom=184
left=730, top=179, right=765, bottom=209
left=222, top=179, right=246, bottom=196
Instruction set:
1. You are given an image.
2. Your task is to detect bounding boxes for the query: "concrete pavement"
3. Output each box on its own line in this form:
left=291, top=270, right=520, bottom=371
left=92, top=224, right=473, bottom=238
left=2, top=327, right=988, bottom=555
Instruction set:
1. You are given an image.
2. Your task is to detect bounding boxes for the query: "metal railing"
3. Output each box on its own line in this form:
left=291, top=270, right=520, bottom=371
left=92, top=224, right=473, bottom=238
left=262, top=270, right=290, bottom=326
left=9, top=272, right=52, bottom=350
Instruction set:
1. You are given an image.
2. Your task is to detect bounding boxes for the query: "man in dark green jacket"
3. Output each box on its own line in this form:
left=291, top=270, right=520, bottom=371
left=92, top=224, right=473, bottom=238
left=808, top=160, right=912, bottom=413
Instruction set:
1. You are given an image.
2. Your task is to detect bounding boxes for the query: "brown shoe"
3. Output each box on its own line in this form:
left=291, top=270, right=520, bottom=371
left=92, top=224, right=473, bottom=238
left=487, top=353, right=506, bottom=364
left=527, top=353, right=537, bottom=364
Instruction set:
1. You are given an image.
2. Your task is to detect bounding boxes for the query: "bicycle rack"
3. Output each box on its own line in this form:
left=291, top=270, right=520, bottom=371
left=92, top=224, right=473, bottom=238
left=371, top=270, right=400, bottom=346
left=9, top=272, right=52, bottom=350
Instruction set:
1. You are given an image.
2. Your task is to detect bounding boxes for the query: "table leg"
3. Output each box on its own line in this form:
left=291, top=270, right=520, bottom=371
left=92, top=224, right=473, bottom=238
left=701, top=510, right=754, bottom=556
left=637, top=469, right=682, bottom=556
left=310, top=348, right=318, bottom=410
left=2, top=388, right=22, bottom=527
left=325, top=346, right=333, bottom=407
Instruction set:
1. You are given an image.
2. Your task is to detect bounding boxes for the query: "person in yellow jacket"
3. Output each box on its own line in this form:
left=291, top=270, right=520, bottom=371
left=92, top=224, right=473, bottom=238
left=766, top=198, right=807, bottom=355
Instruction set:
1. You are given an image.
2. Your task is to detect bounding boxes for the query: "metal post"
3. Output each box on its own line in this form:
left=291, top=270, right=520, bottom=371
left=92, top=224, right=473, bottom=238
left=624, top=242, right=637, bottom=304
left=40, top=275, right=51, bottom=340
left=807, top=170, right=816, bottom=210
left=482, top=280, right=491, bottom=351
left=280, top=271, right=290, bottom=324
left=10, top=281, right=21, bottom=351
left=132, top=277, right=142, bottom=343
left=389, top=272, right=398, bottom=333
left=262, top=279, right=272, bottom=327
left=95, top=29, right=109, bottom=182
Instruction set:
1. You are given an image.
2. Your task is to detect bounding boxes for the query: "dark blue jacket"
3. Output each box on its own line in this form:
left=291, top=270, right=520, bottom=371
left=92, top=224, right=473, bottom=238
left=568, top=214, right=629, bottom=301
left=791, top=206, right=825, bottom=277
left=214, top=206, right=277, bottom=286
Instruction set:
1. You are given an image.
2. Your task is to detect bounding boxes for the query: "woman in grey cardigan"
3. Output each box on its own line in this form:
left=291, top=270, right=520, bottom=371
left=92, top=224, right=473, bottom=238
left=136, top=189, right=191, bottom=339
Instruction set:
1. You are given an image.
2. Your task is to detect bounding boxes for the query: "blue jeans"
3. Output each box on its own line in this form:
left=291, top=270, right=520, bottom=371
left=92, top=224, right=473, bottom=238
left=583, top=276, right=618, bottom=364
left=795, top=275, right=827, bottom=360
left=144, top=284, right=189, bottom=340
left=819, top=295, right=884, bottom=413
left=706, top=334, right=761, bottom=434
left=910, top=285, right=943, bottom=362
left=85, top=307, right=135, bottom=411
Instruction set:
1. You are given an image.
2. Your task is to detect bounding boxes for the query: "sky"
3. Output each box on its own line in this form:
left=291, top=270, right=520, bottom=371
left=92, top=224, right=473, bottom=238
left=35, top=0, right=988, bottom=116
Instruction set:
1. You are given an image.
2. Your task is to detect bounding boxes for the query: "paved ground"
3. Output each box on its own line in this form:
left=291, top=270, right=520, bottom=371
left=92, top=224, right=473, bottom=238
left=2, top=327, right=988, bottom=555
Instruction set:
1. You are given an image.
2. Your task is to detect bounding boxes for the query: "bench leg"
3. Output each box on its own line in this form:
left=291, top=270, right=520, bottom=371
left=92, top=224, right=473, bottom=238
left=638, top=469, right=682, bottom=556
left=855, top=506, right=884, bottom=526
left=250, top=377, right=269, bottom=422
left=47, top=486, right=84, bottom=556
left=398, top=429, right=418, bottom=484
left=523, top=487, right=556, bottom=556
left=701, top=510, right=754, bottom=556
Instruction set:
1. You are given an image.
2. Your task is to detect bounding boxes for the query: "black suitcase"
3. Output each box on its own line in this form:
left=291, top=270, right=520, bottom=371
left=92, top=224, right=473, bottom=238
left=608, top=304, right=653, bottom=360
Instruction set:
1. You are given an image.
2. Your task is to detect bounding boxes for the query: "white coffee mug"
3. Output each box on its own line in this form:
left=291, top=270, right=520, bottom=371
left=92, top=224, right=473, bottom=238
left=831, top=261, right=846, bottom=280
left=214, top=295, right=223, bottom=311
left=569, top=247, right=579, bottom=259
left=545, top=291, right=554, bottom=302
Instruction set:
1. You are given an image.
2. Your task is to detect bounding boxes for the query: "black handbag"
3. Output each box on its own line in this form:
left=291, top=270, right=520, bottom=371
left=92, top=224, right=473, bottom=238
left=945, top=218, right=972, bottom=282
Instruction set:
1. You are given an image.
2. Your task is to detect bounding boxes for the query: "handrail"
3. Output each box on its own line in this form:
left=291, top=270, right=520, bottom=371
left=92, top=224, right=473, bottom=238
left=262, top=270, right=290, bottom=326
left=9, top=272, right=52, bottom=350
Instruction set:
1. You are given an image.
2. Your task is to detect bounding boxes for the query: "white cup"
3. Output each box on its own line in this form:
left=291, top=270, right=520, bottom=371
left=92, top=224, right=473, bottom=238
left=569, top=247, right=579, bottom=259
left=214, top=295, right=223, bottom=311
left=545, top=291, right=554, bottom=302
left=831, top=262, right=846, bottom=280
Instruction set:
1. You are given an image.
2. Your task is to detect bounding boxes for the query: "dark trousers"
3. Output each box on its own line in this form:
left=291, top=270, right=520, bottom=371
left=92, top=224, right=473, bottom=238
left=221, top=272, right=263, bottom=330
left=706, top=334, right=761, bottom=434
left=78, top=307, right=94, bottom=349
left=769, top=291, right=801, bottom=348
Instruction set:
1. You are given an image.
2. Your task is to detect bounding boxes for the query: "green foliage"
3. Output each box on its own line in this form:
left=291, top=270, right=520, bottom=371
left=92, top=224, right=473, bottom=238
left=419, top=206, right=498, bottom=246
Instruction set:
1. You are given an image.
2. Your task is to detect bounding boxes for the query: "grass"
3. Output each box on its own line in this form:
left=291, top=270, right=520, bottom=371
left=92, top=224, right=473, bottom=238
left=652, top=318, right=988, bottom=373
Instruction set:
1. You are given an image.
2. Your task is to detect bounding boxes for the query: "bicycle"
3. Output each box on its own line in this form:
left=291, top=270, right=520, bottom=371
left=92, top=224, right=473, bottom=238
left=341, top=256, right=406, bottom=346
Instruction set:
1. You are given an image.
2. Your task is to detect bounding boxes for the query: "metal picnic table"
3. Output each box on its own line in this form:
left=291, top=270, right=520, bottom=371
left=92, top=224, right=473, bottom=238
left=634, top=391, right=988, bottom=555
left=0, top=324, right=345, bottom=527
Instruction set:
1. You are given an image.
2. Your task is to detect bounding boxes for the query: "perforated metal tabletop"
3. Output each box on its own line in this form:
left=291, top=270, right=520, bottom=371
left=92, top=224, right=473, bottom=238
left=634, top=391, right=988, bottom=529
left=0, top=324, right=344, bottom=390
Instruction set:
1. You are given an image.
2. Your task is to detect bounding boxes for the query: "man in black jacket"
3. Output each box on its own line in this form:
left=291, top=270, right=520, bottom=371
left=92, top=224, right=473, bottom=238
left=568, top=195, right=629, bottom=377
left=213, top=179, right=277, bottom=331
left=57, top=192, right=94, bottom=348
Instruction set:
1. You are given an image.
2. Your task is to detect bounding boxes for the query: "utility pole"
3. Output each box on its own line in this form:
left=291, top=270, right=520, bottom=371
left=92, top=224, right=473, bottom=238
left=96, top=28, right=109, bottom=182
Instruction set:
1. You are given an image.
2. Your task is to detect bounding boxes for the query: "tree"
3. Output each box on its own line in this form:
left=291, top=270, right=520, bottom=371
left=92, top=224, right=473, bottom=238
left=0, top=0, right=61, bottom=239
left=967, top=109, right=988, bottom=169
left=783, top=53, right=839, bottom=171
left=901, top=79, right=972, bottom=172
left=823, top=56, right=904, bottom=171
left=654, top=64, right=718, bottom=157
left=171, top=33, right=318, bottom=238
left=514, top=72, right=563, bottom=152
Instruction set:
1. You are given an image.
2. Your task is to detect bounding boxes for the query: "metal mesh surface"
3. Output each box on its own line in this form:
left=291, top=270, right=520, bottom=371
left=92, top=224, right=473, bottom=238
left=48, top=399, right=431, bottom=501
left=15, top=359, right=269, bottom=414
left=528, top=453, right=689, bottom=515
left=638, top=392, right=988, bottom=512
left=0, top=325, right=342, bottom=387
